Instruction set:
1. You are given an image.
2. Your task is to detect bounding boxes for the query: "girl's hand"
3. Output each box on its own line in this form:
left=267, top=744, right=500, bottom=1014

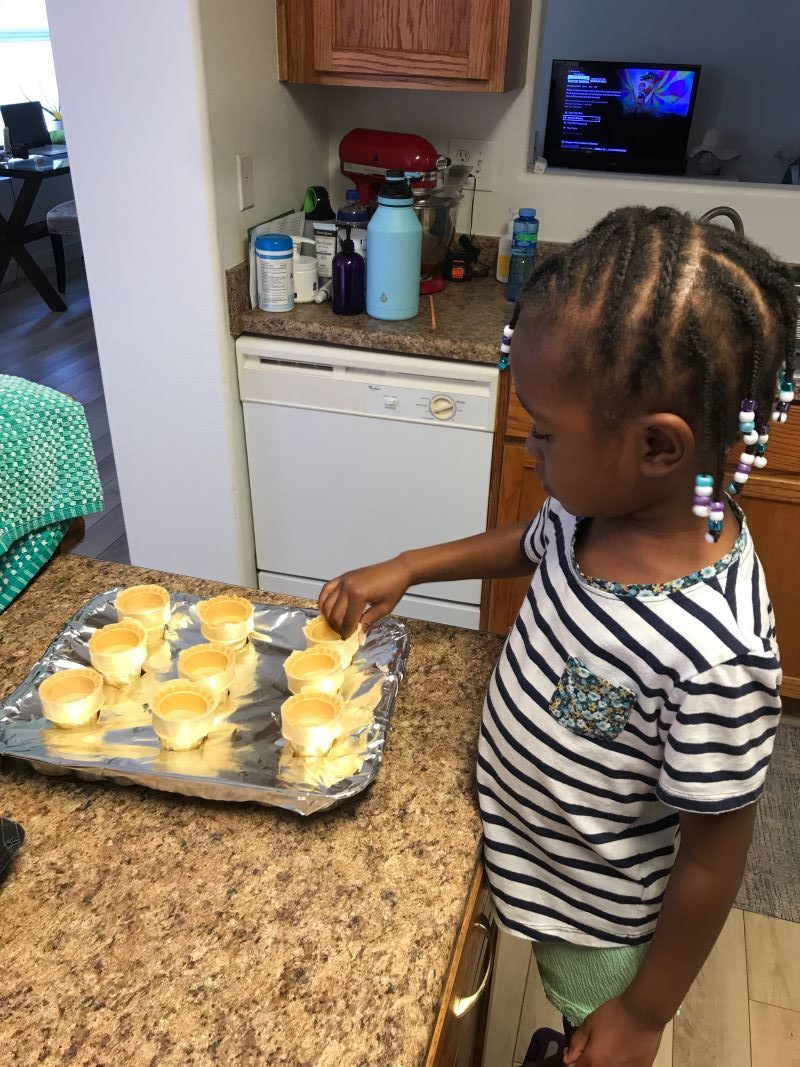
left=564, top=997, right=664, bottom=1067
left=319, top=557, right=413, bottom=638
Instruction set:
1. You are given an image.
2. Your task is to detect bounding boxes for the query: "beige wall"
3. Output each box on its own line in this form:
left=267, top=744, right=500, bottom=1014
left=198, top=0, right=329, bottom=270
left=325, top=1, right=800, bottom=259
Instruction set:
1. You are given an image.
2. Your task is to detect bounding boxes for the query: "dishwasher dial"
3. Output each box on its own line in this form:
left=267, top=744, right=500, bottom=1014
left=429, top=394, right=457, bottom=421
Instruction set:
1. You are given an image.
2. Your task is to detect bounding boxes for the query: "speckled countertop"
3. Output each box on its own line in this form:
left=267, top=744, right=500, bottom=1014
left=0, top=554, right=503, bottom=1067
left=226, top=240, right=564, bottom=366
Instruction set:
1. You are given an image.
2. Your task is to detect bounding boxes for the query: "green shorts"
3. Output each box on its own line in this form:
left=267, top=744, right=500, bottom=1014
left=533, top=941, right=649, bottom=1026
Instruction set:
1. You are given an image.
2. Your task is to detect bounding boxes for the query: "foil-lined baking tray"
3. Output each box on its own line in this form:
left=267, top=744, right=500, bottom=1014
left=0, top=590, right=409, bottom=816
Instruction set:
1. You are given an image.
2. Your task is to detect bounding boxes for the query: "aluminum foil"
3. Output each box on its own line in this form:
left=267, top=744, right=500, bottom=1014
left=0, top=590, right=409, bottom=816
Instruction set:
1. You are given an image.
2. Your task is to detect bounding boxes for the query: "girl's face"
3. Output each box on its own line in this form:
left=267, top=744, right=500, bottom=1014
left=511, top=316, right=650, bottom=518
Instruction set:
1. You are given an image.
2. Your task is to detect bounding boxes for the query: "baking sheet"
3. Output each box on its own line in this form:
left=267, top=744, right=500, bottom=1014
left=0, top=590, right=409, bottom=816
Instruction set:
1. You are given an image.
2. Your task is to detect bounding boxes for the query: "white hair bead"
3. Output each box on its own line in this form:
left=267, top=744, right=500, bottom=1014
left=733, top=470, right=749, bottom=483
left=738, top=410, right=755, bottom=423
left=743, top=429, right=759, bottom=445
left=695, top=485, right=713, bottom=498
left=753, top=455, right=768, bottom=469
left=758, top=433, right=769, bottom=444
left=692, top=504, right=711, bottom=518
left=779, top=412, right=788, bottom=423
left=705, top=532, right=716, bottom=544
left=771, top=410, right=781, bottom=422
left=500, top=342, right=511, bottom=354
left=739, top=453, right=755, bottom=466
left=779, top=389, right=795, bottom=403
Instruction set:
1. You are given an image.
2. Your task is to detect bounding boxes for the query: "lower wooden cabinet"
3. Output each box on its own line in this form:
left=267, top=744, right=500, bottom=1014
left=485, top=442, right=547, bottom=635
left=425, top=866, right=496, bottom=1067
left=734, top=479, right=800, bottom=698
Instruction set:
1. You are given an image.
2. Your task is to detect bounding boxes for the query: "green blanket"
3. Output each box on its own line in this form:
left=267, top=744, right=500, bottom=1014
left=0, top=375, right=103, bottom=612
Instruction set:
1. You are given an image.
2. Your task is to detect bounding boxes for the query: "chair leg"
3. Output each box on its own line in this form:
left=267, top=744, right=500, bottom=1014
left=50, top=233, right=66, bottom=293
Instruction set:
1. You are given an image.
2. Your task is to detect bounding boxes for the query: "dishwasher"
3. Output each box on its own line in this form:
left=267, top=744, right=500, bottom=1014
left=236, top=336, right=499, bottom=629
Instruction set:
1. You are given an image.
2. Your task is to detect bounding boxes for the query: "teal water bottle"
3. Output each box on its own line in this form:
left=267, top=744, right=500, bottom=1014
left=366, top=172, right=422, bottom=321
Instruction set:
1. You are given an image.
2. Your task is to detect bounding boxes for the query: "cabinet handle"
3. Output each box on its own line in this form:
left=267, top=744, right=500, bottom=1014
left=451, top=915, right=494, bottom=1019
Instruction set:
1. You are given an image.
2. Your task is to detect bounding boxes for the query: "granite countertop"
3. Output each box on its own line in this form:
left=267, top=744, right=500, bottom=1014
left=0, top=554, right=503, bottom=1067
left=226, top=240, right=564, bottom=366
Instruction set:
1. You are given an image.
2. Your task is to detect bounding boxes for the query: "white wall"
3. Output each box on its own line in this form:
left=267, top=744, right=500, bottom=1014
left=198, top=0, right=329, bottom=271
left=533, top=0, right=799, bottom=184
left=326, top=0, right=800, bottom=260
left=46, top=0, right=256, bottom=586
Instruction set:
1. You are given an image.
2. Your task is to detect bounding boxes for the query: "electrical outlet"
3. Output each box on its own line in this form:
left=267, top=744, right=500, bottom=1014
left=447, top=139, right=495, bottom=192
left=237, top=153, right=254, bottom=211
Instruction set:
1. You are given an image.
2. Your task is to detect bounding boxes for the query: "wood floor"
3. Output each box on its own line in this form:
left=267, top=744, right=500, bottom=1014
left=484, top=910, right=800, bottom=1067
left=0, top=262, right=129, bottom=564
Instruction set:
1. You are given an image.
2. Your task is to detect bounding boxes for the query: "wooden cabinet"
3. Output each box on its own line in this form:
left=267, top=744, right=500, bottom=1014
left=277, top=0, right=529, bottom=92
left=425, top=865, right=496, bottom=1067
left=483, top=371, right=800, bottom=697
left=483, top=375, right=546, bottom=636
left=485, top=441, right=547, bottom=635
left=729, top=476, right=800, bottom=698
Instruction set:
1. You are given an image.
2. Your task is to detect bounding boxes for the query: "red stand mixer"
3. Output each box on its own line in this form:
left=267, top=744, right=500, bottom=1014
left=339, top=128, right=471, bottom=293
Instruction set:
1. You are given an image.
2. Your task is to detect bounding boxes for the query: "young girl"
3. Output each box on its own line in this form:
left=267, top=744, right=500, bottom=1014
left=319, top=206, right=797, bottom=1067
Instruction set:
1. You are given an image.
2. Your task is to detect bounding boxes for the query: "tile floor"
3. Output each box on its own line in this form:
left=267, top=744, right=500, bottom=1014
left=484, top=910, right=800, bottom=1066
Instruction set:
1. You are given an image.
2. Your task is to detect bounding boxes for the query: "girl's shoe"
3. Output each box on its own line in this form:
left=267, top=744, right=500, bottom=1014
left=522, top=1026, right=566, bottom=1065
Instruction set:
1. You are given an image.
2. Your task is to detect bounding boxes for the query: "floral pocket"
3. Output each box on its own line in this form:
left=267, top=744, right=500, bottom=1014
left=548, top=657, right=636, bottom=742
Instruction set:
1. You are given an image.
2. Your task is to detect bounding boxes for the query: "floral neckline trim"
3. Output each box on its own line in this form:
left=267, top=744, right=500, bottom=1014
left=571, top=509, right=747, bottom=599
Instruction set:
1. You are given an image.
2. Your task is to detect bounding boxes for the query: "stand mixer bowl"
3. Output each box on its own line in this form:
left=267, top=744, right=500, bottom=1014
left=413, top=164, right=471, bottom=293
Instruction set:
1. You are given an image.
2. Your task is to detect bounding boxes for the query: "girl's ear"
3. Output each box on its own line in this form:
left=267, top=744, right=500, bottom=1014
left=637, top=413, right=695, bottom=478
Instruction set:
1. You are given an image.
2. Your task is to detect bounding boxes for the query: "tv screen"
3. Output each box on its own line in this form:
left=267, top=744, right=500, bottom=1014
left=543, top=60, right=701, bottom=176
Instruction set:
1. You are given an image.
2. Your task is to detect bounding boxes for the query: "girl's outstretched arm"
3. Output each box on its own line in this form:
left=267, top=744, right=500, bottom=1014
left=319, top=524, right=535, bottom=638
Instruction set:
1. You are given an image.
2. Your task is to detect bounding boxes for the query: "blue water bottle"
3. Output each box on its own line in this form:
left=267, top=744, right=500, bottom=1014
left=506, top=208, right=539, bottom=302
left=366, top=172, right=422, bottom=321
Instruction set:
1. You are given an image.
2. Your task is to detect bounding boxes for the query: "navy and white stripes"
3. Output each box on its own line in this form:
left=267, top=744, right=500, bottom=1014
left=478, top=500, right=781, bottom=948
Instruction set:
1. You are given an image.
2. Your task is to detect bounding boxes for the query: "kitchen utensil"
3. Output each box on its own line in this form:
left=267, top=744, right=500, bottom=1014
left=0, top=591, right=409, bottom=816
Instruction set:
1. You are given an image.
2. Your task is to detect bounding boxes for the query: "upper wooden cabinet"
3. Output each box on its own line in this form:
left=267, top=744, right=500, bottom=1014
left=277, top=0, right=529, bottom=92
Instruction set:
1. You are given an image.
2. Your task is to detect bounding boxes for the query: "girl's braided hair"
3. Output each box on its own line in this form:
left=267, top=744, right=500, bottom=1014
left=510, top=206, right=797, bottom=504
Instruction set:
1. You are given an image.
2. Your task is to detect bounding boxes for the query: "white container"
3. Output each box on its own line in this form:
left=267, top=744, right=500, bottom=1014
left=292, top=236, right=319, bottom=303
left=313, top=221, right=337, bottom=281
left=256, top=233, right=294, bottom=313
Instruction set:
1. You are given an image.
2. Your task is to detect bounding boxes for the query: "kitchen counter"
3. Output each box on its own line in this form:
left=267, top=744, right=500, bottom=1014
left=0, top=554, right=503, bottom=1067
left=226, top=241, right=564, bottom=366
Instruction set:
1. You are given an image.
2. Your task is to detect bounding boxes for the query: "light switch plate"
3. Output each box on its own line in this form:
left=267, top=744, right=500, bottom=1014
left=447, top=139, right=495, bottom=191
left=237, top=153, right=254, bottom=211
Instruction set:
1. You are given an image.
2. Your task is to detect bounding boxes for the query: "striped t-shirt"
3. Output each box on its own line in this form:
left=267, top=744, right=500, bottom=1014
left=477, top=499, right=782, bottom=949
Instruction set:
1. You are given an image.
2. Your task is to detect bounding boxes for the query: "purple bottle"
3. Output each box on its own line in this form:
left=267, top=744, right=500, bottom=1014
left=332, top=230, right=365, bottom=316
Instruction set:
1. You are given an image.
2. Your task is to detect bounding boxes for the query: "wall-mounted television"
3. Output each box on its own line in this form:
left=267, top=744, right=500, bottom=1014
left=543, top=60, right=702, bottom=176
